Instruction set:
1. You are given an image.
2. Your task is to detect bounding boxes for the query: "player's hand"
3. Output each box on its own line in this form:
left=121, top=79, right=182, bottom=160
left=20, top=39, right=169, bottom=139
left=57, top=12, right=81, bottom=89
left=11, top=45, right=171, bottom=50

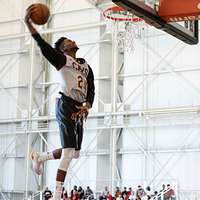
left=75, top=105, right=89, bottom=122
left=25, top=5, right=36, bottom=24
left=25, top=5, right=38, bottom=34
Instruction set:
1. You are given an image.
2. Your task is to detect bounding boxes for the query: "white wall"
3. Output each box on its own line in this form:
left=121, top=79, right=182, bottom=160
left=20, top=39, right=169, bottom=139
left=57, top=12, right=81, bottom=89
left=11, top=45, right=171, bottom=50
left=122, top=25, right=200, bottom=191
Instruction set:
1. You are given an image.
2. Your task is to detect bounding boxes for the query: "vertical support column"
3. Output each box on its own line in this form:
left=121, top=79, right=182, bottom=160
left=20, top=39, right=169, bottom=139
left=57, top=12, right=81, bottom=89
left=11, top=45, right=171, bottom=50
left=110, top=22, right=118, bottom=195
left=143, top=29, right=148, bottom=183
left=39, top=0, right=52, bottom=190
left=97, top=15, right=112, bottom=191
left=28, top=36, right=35, bottom=120
left=25, top=37, right=35, bottom=199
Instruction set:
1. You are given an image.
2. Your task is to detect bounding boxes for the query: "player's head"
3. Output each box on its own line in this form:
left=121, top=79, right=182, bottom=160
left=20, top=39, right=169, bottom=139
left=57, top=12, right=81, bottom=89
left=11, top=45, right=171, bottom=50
left=55, top=37, right=79, bottom=54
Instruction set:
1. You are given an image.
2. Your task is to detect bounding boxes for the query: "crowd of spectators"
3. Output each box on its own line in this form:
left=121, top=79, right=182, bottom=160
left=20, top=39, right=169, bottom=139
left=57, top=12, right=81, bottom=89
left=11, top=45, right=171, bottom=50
left=43, top=185, right=94, bottom=200
left=42, top=184, right=176, bottom=200
left=98, top=184, right=176, bottom=200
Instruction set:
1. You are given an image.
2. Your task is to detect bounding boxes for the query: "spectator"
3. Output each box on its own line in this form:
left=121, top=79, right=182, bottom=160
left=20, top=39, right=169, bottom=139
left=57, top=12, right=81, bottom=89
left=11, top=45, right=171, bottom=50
left=78, top=186, right=85, bottom=200
left=103, top=186, right=109, bottom=198
left=152, top=191, right=158, bottom=200
left=128, top=190, right=135, bottom=200
left=116, top=194, right=123, bottom=200
left=72, top=190, right=79, bottom=200
left=164, top=184, right=175, bottom=200
left=115, top=187, right=121, bottom=198
left=61, top=187, right=65, bottom=199
left=99, top=186, right=109, bottom=200
left=122, top=187, right=128, bottom=198
left=159, top=184, right=166, bottom=200
left=146, top=186, right=151, bottom=200
left=125, top=188, right=132, bottom=200
left=63, top=190, right=68, bottom=200
left=99, top=194, right=104, bottom=200
left=43, top=187, right=53, bottom=200
left=160, top=185, right=166, bottom=193
left=127, top=188, right=132, bottom=196
left=136, top=186, right=146, bottom=200
left=71, top=185, right=78, bottom=198
left=85, top=186, right=94, bottom=200
left=108, top=193, right=113, bottom=200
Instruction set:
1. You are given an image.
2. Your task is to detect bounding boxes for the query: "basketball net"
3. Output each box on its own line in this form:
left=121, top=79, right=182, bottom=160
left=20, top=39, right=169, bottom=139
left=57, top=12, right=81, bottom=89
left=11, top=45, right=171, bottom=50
left=103, top=6, right=146, bottom=53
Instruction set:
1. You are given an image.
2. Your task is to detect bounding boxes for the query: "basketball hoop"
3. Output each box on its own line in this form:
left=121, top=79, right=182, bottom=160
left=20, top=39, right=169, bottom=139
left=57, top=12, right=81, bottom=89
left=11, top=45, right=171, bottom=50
left=103, top=6, right=146, bottom=53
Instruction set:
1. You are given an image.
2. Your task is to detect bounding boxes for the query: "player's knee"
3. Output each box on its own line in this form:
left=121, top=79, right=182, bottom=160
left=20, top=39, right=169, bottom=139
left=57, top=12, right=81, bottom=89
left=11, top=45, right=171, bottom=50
left=62, top=148, right=75, bottom=160
left=73, top=151, right=80, bottom=159
left=58, top=148, right=75, bottom=171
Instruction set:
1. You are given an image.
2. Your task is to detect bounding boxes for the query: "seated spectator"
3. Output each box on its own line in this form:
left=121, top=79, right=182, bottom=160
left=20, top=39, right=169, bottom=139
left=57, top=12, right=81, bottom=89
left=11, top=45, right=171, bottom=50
left=158, top=184, right=166, bottom=200
left=125, top=188, right=133, bottom=200
left=78, top=186, right=85, bottom=200
left=103, top=186, right=109, bottom=197
left=164, top=184, right=176, bottom=200
left=122, top=187, right=128, bottom=198
left=107, top=192, right=113, bottom=200
left=152, top=191, right=158, bottom=200
left=99, top=186, right=109, bottom=200
left=127, top=188, right=132, bottom=196
left=85, top=186, right=94, bottom=200
left=128, top=190, right=135, bottom=200
left=136, top=185, right=146, bottom=200
left=146, top=186, right=152, bottom=200
left=61, top=187, right=65, bottom=199
left=160, top=184, right=166, bottom=193
left=116, top=194, right=123, bottom=200
left=43, top=187, right=53, bottom=200
left=115, top=187, right=121, bottom=198
left=99, top=194, right=106, bottom=200
left=72, top=190, right=79, bottom=200
left=71, top=185, right=78, bottom=198
left=63, top=189, right=68, bottom=200
left=99, top=195, right=104, bottom=200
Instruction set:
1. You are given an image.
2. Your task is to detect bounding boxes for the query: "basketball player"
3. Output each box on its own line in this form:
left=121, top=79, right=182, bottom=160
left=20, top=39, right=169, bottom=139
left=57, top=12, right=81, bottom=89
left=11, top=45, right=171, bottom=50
left=25, top=5, right=95, bottom=200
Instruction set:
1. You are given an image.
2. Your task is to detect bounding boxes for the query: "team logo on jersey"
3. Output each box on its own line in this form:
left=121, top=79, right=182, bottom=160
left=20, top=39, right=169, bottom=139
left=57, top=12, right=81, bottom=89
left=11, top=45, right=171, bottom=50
left=72, top=61, right=89, bottom=76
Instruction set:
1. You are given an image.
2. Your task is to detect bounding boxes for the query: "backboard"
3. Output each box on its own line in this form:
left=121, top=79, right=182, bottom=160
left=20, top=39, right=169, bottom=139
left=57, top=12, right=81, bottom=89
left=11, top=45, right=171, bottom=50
left=112, top=0, right=199, bottom=44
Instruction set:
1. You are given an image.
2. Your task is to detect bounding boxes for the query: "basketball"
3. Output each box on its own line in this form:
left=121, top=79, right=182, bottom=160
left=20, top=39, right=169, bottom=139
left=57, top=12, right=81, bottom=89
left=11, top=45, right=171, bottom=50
left=30, top=3, right=50, bottom=25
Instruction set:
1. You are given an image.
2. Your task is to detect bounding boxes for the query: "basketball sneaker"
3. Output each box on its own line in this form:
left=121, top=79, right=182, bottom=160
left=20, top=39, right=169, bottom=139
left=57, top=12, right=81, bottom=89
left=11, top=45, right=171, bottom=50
left=30, top=151, right=43, bottom=175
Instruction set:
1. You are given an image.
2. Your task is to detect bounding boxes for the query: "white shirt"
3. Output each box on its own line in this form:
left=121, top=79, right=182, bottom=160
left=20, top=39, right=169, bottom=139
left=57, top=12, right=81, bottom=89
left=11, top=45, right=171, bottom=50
left=58, top=55, right=89, bottom=102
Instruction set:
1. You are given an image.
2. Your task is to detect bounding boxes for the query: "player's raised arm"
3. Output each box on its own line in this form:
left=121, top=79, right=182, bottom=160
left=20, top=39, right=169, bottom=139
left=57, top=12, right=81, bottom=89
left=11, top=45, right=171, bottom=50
left=25, top=5, right=66, bottom=70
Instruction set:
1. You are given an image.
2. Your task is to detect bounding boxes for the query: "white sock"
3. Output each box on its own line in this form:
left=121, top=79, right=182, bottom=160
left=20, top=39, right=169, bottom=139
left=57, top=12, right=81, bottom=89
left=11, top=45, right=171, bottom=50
left=38, top=152, right=54, bottom=162
left=53, top=181, right=63, bottom=200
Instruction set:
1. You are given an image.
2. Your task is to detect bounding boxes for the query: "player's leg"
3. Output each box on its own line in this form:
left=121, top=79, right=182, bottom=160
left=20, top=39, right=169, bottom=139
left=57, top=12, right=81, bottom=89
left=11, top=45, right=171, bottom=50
left=30, top=148, right=62, bottom=175
left=51, top=148, right=75, bottom=200
left=30, top=98, right=65, bottom=175
left=51, top=94, right=82, bottom=199
left=74, top=119, right=83, bottom=159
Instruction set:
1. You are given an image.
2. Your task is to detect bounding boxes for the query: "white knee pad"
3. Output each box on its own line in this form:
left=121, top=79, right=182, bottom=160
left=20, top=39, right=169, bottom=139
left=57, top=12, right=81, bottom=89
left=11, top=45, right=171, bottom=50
left=58, top=148, right=75, bottom=171
left=73, top=150, right=80, bottom=159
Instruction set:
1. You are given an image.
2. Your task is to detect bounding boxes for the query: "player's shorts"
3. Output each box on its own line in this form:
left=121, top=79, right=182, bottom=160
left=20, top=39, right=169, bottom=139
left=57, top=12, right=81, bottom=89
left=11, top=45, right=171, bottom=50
left=55, top=92, right=83, bottom=150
